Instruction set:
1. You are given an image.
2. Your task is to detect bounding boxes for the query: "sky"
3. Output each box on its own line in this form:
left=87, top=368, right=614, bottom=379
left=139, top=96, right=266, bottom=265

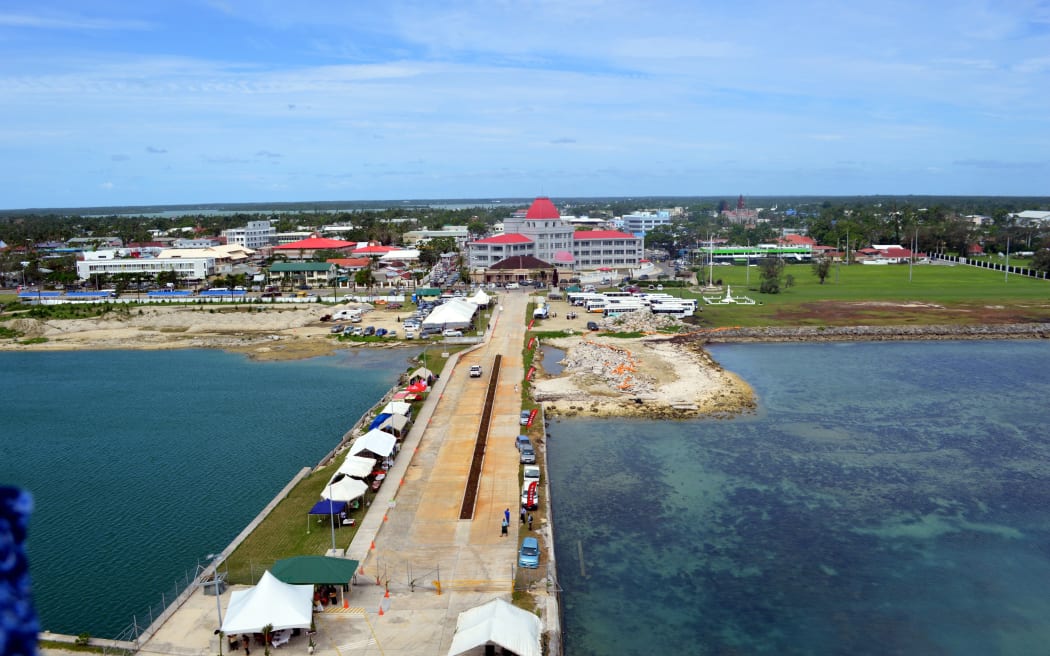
left=2, top=0, right=1049, bottom=209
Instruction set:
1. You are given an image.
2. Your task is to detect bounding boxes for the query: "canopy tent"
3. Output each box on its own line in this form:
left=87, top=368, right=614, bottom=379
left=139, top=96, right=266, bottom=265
left=348, top=429, right=397, bottom=459
left=391, top=390, right=419, bottom=401
left=447, top=598, right=542, bottom=656
left=336, top=455, right=376, bottom=480
left=379, top=401, right=411, bottom=417
left=271, top=555, right=361, bottom=585
left=308, top=499, right=346, bottom=516
left=220, top=571, right=313, bottom=634
left=379, top=413, right=410, bottom=437
left=421, top=299, right=477, bottom=331
left=468, top=289, right=491, bottom=306
left=368, top=413, right=392, bottom=430
left=321, top=476, right=368, bottom=502
left=406, top=381, right=427, bottom=394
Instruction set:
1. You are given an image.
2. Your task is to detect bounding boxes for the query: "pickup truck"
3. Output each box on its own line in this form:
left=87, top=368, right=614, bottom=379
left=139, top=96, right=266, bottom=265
left=469, top=365, right=483, bottom=378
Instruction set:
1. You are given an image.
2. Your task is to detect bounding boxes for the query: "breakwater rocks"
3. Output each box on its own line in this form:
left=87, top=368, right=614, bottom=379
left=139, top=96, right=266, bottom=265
left=688, top=323, right=1050, bottom=343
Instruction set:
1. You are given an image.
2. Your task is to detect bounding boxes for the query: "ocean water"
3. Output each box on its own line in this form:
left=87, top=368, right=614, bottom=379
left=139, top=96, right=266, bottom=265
left=0, top=348, right=413, bottom=638
left=548, top=340, right=1050, bottom=656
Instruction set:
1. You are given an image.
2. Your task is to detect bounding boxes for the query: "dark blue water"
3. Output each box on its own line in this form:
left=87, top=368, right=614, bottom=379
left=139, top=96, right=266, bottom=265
left=0, top=348, right=412, bottom=638
left=549, top=340, right=1050, bottom=655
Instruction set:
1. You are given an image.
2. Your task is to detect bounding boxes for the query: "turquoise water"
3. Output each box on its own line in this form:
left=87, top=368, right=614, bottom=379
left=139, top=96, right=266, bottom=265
left=548, top=341, right=1050, bottom=655
left=0, top=348, right=412, bottom=638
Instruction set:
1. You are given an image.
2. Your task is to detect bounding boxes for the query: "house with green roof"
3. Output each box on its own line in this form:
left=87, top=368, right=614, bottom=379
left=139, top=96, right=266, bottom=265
left=269, top=261, right=336, bottom=287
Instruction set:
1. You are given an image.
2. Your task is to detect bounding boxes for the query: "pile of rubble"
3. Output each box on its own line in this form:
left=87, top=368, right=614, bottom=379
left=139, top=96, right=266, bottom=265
left=597, top=307, right=682, bottom=333
left=553, top=339, right=655, bottom=396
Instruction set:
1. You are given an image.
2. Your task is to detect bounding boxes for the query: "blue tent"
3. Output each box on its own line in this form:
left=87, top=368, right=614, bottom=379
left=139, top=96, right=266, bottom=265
left=368, top=413, right=392, bottom=430
left=308, top=499, right=347, bottom=515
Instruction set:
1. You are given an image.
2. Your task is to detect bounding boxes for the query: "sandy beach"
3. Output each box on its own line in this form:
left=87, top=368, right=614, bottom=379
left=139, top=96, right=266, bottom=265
left=0, top=302, right=412, bottom=361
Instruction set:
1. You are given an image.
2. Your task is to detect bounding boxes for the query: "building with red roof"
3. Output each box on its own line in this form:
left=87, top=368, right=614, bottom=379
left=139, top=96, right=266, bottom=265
left=273, top=236, right=356, bottom=260
left=468, top=197, right=642, bottom=273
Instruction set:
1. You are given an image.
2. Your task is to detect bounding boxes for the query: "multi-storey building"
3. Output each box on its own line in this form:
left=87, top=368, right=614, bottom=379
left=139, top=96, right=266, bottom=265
left=222, top=220, right=276, bottom=250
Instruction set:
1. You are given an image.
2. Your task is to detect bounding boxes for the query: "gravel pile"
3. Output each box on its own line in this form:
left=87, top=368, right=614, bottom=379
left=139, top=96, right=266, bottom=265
left=554, top=339, right=655, bottom=395
left=599, top=308, right=682, bottom=333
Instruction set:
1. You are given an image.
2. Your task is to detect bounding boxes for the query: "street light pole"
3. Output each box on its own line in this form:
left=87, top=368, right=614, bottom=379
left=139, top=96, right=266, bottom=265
left=328, top=481, right=336, bottom=553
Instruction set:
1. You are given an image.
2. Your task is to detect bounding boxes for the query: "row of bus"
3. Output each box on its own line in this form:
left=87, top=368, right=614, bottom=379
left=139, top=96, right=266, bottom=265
left=565, top=291, right=697, bottom=319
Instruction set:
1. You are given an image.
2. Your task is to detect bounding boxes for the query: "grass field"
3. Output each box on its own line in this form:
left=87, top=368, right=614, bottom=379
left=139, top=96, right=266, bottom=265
left=687, top=262, right=1050, bottom=327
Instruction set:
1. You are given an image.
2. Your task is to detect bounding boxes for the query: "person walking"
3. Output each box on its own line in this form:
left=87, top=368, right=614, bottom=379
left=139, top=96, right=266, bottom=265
left=528, top=514, right=534, bottom=531
left=504, top=507, right=510, bottom=524
left=500, top=516, right=509, bottom=537
left=520, top=506, right=526, bottom=524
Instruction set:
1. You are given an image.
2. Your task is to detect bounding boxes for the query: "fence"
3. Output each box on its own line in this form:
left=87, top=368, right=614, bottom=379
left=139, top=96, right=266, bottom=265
left=935, top=254, right=1049, bottom=280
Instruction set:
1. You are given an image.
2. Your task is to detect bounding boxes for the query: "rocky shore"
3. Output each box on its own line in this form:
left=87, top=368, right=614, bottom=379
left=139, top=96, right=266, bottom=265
left=693, top=322, right=1050, bottom=343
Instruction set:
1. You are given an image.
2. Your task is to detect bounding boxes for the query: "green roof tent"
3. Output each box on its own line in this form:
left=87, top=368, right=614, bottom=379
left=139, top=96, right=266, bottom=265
left=271, top=555, right=361, bottom=585
left=416, top=287, right=442, bottom=297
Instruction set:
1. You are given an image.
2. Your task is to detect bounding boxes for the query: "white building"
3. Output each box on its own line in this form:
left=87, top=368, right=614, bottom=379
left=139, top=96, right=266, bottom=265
left=621, top=210, right=671, bottom=233
left=222, top=220, right=276, bottom=250
left=76, top=249, right=214, bottom=281
left=402, top=226, right=471, bottom=247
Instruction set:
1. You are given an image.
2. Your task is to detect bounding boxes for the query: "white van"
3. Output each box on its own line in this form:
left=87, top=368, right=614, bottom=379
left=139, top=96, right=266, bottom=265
left=331, top=308, right=362, bottom=321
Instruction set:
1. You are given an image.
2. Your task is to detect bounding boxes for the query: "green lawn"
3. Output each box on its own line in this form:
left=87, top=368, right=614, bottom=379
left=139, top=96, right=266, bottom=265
left=222, top=462, right=375, bottom=584
left=688, top=262, right=1050, bottom=327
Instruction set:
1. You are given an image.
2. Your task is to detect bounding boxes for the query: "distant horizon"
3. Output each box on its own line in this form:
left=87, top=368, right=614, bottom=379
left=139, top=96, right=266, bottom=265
left=4, top=192, right=1050, bottom=216
left=3, top=2, right=1048, bottom=207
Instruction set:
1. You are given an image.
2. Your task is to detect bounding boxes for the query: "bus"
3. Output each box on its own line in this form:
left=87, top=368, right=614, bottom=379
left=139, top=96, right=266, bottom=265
left=650, top=303, right=693, bottom=319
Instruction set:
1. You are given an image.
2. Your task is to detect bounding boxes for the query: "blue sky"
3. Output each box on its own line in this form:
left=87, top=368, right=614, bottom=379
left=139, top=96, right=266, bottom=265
left=2, top=0, right=1049, bottom=208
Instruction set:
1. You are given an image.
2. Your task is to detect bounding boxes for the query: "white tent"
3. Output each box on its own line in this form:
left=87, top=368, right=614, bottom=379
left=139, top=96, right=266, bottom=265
left=380, top=401, right=412, bottom=417
left=348, top=429, right=397, bottom=459
left=220, top=570, right=313, bottom=634
left=468, top=289, right=490, bottom=306
left=379, top=413, right=411, bottom=437
left=421, top=299, right=477, bottom=331
left=447, top=598, right=542, bottom=656
left=336, top=455, right=376, bottom=480
left=321, top=476, right=369, bottom=502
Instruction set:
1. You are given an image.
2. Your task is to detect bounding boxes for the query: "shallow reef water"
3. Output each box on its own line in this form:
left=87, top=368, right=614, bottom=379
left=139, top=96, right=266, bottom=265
left=550, top=341, right=1050, bottom=656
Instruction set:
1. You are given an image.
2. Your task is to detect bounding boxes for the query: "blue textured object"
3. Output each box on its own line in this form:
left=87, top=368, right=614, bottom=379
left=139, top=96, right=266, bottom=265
left=0, top=487, right=37, bottom=656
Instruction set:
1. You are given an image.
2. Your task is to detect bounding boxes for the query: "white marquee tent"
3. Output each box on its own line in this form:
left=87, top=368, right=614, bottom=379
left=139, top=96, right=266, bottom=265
left=379, top=400, right=412, bottom=417
left=321, top=476, right=368, bottom=502
left=220, top=570, right=313, bottom=634
left=421, top=298, right=477, bottom=331
left=447, top=598, right=542, bottom=656
left=336, top=455, right=376, bottom=480
left=468, top=289, right=490, bottom=306
left=348, top=429, right=397, bottom=459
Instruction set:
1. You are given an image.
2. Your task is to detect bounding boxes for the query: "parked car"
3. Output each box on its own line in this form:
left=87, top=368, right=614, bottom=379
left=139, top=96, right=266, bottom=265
left=520, top=410, right=531, bottom=426
left=351, top=326, right=364, bottom=336
left=587, top=321, right=599, bottom=331
left=505, top=282, right=520, bottom=289
left=363, top=326, right=375, bottom=336
left=523, top=464, right=541, bottom=483
left=518, top=537, right=540, bottom=569
left=470, top=365, right=483, bottom=378
left=443, top=329, right=463, bottom=337
left=520, top=446, right=536, bottom=464
left=515, top=434, right=531, bottom=451
left=405, top=330, right=416, bottom=340
left=330, top=324, right=344, bottom=334
left=375, top=328, right=388, bottom=337
left=343, top=325, right=355, bottom=335
left=386, top=329, right=397, bottom=338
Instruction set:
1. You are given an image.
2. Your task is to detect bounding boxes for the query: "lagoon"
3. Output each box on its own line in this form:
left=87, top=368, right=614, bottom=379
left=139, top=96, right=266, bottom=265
left=1, top=348, right=411, bottom=638
left=549, top=340, right=1050, bottom=655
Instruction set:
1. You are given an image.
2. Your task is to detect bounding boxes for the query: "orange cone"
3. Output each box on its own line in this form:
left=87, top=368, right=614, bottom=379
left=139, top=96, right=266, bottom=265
left=343, top=598, right=349, bottom=609
left=378, top=605, right=384, bottom=616
left=384, top=588, right=390, bottom=598
left=383, top=514, right=388, bottom=522
left=370, top=540, right=375, bottom=550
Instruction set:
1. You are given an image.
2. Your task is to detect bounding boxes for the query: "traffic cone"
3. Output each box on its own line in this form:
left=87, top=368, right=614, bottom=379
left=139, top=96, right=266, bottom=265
left=343, top=598, right=349, bottom=609
left=384, top=587, right=390, bottom=598
left=370, top=540, right=375, bottom=550
left=378, top=605, right=384, bottom=617
left=383, top=514, right=388, bottom=522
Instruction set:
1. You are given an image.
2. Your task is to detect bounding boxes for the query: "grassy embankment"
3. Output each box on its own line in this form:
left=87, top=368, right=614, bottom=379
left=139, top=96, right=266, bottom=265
left=221, top=347, right=462, bottom=584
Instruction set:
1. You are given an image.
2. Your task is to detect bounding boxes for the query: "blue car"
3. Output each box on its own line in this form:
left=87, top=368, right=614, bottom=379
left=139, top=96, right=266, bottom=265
left=518, top=537, right=540, bottom=569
